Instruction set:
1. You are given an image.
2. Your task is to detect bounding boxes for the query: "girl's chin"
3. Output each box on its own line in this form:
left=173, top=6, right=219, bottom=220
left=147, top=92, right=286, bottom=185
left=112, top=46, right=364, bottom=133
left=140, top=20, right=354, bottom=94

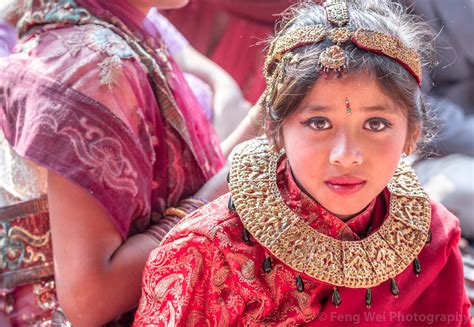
left=323, top=203, right=370, bottom=221
left=307, top=191, right=373, bottom=221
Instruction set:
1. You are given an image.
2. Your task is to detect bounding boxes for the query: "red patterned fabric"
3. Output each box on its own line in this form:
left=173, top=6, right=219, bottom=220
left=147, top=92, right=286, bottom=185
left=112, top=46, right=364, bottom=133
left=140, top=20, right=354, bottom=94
left=135, top=161, right=470, bottom=326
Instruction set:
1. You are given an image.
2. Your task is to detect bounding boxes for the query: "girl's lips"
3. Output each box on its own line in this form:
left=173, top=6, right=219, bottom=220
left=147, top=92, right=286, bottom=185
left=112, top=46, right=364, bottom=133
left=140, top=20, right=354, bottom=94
left=325, top=176, right=366, bottom=196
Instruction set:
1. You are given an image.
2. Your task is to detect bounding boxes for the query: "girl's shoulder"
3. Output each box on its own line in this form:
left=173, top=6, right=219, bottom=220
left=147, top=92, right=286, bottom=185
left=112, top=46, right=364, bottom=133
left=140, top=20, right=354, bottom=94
left=427, top=199, right=462, bottom=252
left=161, top=194, right=245, bottom=248
left=430, top=199, right=461, bottom=235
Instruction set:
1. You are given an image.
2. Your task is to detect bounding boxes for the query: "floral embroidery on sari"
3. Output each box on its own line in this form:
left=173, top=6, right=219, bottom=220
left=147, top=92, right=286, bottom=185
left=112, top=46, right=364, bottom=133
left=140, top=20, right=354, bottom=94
left=88, top=27, right=136, bottom=88
left=47, top=25, right=137, bottom=89
left=88, top=27, right=135, bottom=59
left=59, top=32, right=83, bottom=57
left=97, top=55, right=124, bottom=89
left=43, top=0, right=88, bottom=23
left=19, top=0, right=90, bottom=36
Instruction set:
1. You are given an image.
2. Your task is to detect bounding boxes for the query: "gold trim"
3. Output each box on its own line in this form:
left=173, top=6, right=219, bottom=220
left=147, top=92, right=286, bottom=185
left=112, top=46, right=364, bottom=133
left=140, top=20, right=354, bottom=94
left=229, top=137, right=431, bottom=288
left=352, top=29, right=422, bottom=85
left=319, top=45, right=347, bottom=72
left=328, top=27, right=352, bottom=44
left=264, top=25, right=326, bottom=81
left=164, top=207, right=187, bottom=219
left=325, top=0, right=350, bottom=27
left=264, top=26, right=422, bottom=88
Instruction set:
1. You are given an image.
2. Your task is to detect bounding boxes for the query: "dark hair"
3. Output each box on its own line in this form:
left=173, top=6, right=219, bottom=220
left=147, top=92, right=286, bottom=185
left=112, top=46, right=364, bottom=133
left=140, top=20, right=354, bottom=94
left=264, top=0, right=435, bottom=154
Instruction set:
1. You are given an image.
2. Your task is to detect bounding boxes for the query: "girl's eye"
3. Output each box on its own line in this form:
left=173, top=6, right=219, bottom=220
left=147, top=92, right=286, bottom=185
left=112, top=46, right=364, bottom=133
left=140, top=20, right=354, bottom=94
left=364, top=118, right=392, bottom=132
left=301, top=117, right=332, bottom=130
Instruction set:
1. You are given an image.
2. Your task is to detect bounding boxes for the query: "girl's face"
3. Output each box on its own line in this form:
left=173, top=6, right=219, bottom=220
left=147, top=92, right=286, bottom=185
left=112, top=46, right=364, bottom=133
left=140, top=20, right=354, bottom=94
left=281, top=73, right=417, bottom=220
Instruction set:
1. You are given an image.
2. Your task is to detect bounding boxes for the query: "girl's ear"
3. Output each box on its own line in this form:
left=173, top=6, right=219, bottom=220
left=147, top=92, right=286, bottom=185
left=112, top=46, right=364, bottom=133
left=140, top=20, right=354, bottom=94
left=404, top=124, right=421, bottom=155
left=268, top=128, right=285, bottom=153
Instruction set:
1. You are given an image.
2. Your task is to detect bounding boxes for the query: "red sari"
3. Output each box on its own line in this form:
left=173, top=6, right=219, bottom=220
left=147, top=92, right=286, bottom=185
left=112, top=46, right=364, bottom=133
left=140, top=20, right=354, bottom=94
left=135, top=139, right=470, bottom=326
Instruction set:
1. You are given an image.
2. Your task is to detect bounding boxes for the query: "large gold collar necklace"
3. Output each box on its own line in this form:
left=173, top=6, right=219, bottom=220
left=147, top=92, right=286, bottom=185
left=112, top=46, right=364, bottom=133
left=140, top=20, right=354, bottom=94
left=228, top=137, right=431, bottom=306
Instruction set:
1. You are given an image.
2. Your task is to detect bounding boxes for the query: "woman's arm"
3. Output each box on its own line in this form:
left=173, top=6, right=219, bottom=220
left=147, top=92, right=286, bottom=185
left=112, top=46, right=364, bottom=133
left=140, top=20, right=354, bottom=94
left=220, top=103, right=263, bottom=158
left=47, top=171, right=159, bottom=326
left=175, top=45, right=251, bottom=140
left=195, top=103, right=263, bottom=202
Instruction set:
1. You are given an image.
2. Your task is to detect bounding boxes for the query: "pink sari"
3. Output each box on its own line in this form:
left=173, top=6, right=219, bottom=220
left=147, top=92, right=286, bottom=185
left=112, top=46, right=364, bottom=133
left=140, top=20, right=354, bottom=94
left=0, top=0, right=224, bottom=324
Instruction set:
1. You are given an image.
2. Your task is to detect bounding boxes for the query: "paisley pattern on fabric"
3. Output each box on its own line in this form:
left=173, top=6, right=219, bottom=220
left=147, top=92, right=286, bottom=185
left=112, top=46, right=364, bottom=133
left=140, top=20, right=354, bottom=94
left=134, top=194, right=340, bottom=326
left=135, top=198, right=468, bottom=326
left=134, top=159, right=394, bottom=326
left=135, top=139, right=469, bottom=325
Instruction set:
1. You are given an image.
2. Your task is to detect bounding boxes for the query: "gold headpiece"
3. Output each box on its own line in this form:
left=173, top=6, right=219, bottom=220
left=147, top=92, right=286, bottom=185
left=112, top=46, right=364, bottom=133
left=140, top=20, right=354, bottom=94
left=262, top=0, right=421, bottom=107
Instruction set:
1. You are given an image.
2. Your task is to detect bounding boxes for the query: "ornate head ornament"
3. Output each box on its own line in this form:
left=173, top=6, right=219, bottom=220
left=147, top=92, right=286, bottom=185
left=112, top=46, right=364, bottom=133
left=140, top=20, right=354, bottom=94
left=262, top=0, right=422, bottom=109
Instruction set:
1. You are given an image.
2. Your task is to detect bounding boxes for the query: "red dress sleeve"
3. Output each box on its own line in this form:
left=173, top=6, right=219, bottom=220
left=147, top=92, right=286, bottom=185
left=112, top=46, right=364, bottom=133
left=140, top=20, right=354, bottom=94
left=134, top=232, right=240, bottom=326
left=403, top=201, right=471, bottom=326
left=406, top=234, right=471, bottom=326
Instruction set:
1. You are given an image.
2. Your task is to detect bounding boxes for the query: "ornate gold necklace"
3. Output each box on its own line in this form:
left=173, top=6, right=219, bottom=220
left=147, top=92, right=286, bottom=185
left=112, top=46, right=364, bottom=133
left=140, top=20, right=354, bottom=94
left=228, top=137, right=431, bottom=307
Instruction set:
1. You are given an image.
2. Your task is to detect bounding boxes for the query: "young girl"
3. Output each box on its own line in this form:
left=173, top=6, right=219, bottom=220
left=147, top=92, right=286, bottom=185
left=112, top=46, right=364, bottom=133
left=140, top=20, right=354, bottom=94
left=134, top=0, right=471, bottom=326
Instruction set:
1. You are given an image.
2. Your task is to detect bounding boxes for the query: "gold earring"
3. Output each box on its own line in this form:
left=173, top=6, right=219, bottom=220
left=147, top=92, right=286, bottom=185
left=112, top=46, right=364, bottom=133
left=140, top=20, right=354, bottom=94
left=269, top=143, right=279, bottom=153
left=404, top=146, right=413, bottom=156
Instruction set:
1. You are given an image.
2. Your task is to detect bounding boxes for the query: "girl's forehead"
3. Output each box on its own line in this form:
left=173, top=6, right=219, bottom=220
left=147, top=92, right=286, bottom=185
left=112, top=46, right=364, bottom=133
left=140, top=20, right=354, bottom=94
left=311, top=72, right=379, bottom=90
left=299, top=73, right=395, bottom=107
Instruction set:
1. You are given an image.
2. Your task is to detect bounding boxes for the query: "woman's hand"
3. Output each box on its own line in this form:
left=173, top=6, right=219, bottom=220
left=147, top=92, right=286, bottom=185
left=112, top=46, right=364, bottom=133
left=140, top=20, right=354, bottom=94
left=212, top=80, right=252, bottom=139
left=193, top=164, right=230, bottom=203
left=221, top=102, right=263, bottom=157
left=174, top=45, right=252, bottom=139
